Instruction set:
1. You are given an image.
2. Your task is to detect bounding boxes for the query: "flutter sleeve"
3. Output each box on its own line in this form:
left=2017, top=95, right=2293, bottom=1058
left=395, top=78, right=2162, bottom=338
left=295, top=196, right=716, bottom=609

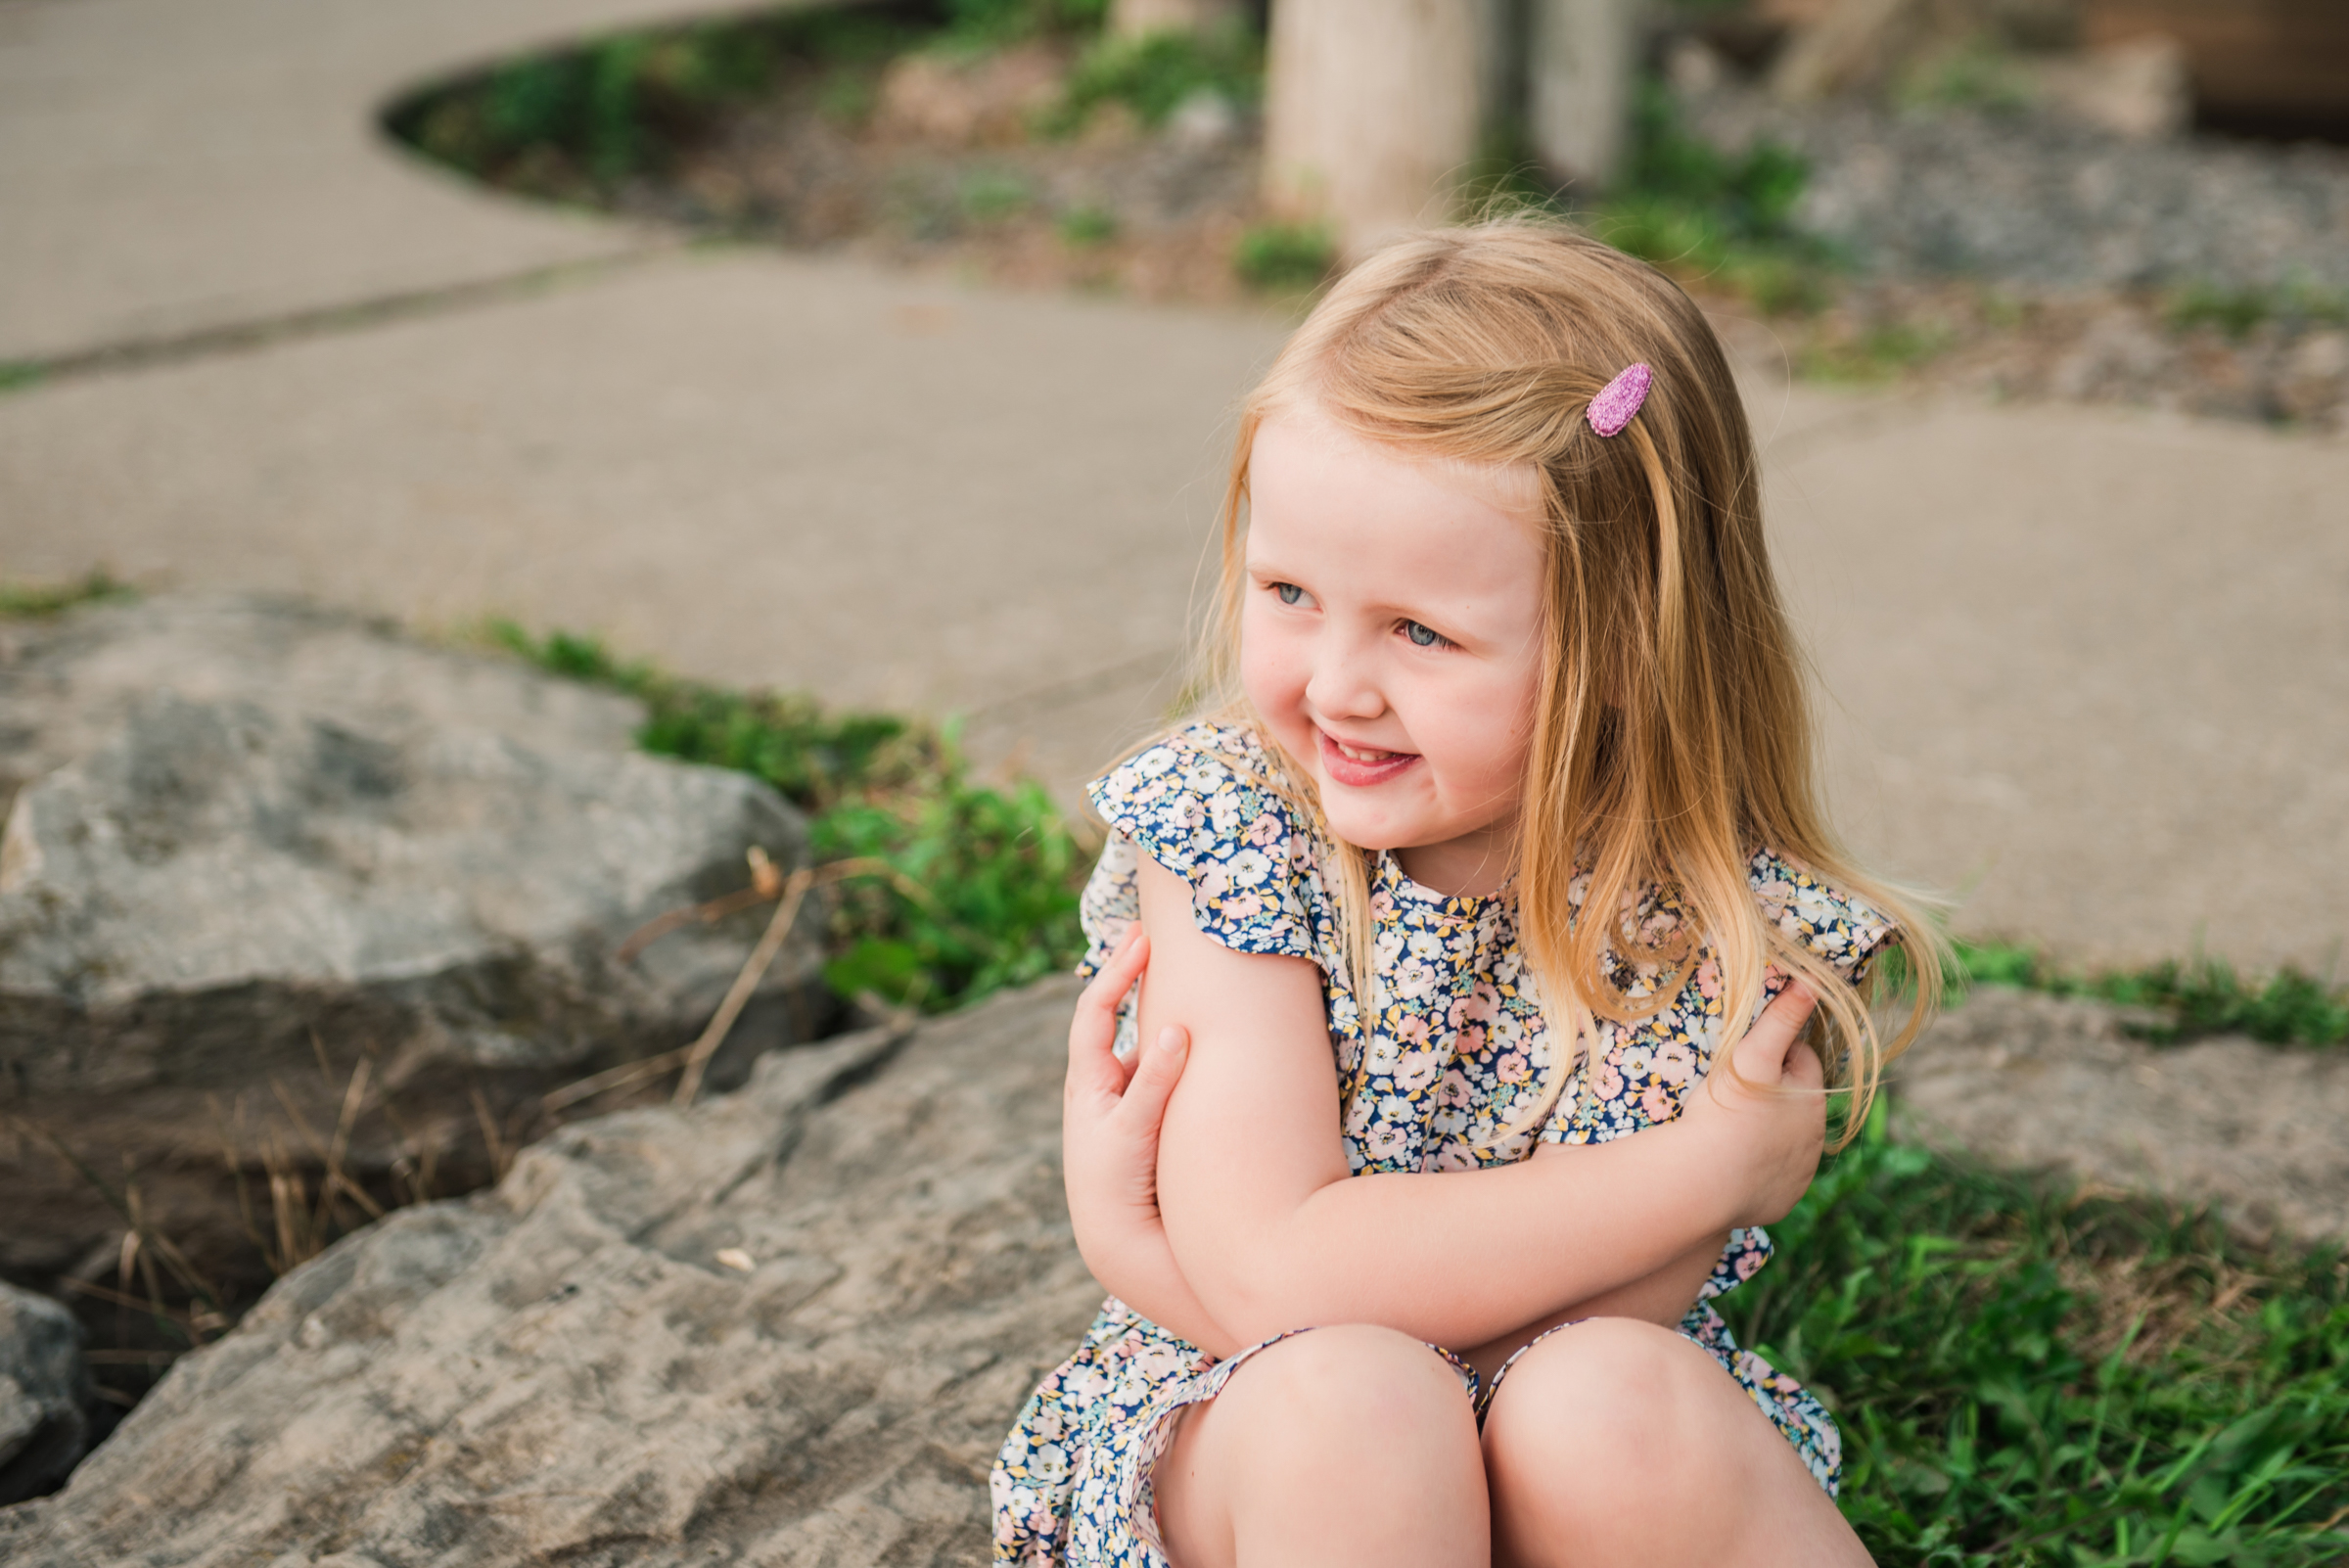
left=1543, top=851, right=1901, bottom=1147
left=1745, top=848, right=1900, bottom=988
left=1082, top=723, right=1322, bottom=969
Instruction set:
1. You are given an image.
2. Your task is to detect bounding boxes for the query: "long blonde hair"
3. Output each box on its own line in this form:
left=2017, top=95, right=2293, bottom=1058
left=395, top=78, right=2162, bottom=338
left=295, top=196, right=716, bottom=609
left=1185, top=215, right=1942, bottom=1148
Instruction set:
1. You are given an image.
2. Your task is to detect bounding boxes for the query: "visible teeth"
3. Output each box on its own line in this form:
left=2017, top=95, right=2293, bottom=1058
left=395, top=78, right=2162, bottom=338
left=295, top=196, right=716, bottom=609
left=1335, top=740, right=1396, bottom=762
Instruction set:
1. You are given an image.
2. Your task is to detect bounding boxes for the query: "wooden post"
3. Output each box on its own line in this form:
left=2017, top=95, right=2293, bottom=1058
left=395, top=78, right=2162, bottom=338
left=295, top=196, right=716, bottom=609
left=1264, top=0, right=1499, bottom=257
left=1109, top=0, right=1244, bottom=34
left=1528, top=0, right=1639, bottom=190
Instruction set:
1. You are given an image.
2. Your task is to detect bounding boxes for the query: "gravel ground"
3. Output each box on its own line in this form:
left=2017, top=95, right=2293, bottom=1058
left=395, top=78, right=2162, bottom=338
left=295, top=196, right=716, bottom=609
left=1675, top=86, right=2349, bottom=428
left=1686, top=86, right=2349, bottom=296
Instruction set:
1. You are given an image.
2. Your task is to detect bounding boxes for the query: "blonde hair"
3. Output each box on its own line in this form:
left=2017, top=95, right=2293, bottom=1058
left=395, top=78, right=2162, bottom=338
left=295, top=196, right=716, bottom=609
left=1182, top=215, right=1942, bottom=1148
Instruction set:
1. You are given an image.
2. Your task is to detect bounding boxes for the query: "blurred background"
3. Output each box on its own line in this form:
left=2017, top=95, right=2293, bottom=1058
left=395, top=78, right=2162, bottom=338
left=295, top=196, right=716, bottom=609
left=2, top=0, right=2347, bottom=1504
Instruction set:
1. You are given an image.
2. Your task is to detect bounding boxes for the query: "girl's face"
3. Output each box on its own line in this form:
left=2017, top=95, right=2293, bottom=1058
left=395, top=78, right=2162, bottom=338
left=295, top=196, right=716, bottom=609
left=1240, top=404, right=1547, bottom=898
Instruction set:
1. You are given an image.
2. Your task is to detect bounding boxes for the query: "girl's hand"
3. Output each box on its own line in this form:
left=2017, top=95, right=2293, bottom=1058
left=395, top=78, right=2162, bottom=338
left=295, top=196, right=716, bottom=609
left=1681, top=980, right=1827, bottom=1226
left=1064, top=926, right=1189, bottom=1254
left=1062, top=926, right=1235, bottom=1354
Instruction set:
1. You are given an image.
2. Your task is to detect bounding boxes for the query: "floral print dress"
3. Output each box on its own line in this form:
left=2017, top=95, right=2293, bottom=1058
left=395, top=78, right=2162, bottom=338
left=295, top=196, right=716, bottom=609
left=991, top=722, right=1895, bottom=1566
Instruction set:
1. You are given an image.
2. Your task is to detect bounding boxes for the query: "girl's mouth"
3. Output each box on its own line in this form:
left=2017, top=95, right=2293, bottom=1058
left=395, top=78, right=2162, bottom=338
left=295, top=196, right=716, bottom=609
left=1315, top=727, right=1420, bottom=788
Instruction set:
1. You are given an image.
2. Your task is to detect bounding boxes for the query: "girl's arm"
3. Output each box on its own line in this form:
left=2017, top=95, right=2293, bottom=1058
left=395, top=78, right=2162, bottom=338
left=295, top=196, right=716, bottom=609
left=1060, top=927, right=1242, bottom=1357
left=1062, top=929, right=1727, bottom=1359
left=1136, top=853, right=1824, bottom=1351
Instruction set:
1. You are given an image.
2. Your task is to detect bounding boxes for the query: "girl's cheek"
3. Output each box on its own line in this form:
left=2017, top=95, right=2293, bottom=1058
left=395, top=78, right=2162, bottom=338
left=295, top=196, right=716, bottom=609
left=1239, top=620, right=1311, bottom=729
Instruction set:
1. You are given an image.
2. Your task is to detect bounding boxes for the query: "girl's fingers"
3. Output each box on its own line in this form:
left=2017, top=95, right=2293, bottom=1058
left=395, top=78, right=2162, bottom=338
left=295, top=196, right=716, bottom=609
left=1732, top=980, right=1819, bottom=1085
left=1066, top=929, right=1146, bottom=1103
left=1067, top=926, right=1148, bottom=1103
left=1114, top=1026, right=1190, bottom=1133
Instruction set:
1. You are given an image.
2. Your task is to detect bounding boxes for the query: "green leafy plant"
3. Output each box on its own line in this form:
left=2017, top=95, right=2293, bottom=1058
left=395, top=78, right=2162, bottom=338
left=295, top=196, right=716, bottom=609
left=1724, top=1104, right=2349, bottom=1563
left=487, top=621, right=1089, bottom=1012
left=1045, top=23, right=1260, bottom=134
left=1588, top=82, right=1840, bottom=315
left=1233, top=220, right=1336, bottom=292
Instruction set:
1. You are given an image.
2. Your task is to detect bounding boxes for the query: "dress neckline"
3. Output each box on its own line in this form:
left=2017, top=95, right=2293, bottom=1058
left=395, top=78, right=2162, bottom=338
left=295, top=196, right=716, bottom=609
left=1374, top=849, right=1516, bottom=914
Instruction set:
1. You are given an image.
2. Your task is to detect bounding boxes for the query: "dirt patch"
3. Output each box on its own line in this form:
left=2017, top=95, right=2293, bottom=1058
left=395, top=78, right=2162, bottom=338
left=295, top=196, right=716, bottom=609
left=1893, top=987, right=2349, bottom=1246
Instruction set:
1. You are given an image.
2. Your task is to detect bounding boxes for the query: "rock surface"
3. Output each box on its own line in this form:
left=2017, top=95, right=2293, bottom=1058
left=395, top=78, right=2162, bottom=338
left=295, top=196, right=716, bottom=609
left=0, top=595, right=828, bottom=1326
left=1894, top=988, right=2349, bottom=1243
left=0, top=1284, right=94, bottom=1507
left=0, top=981, right=1098, bottom=1567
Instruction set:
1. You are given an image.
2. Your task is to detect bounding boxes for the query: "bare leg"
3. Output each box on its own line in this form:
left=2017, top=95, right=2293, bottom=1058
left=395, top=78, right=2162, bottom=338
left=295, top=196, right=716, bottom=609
left=1156, top=1324, right=1491, bottom=1568
left=1481, top=1317, right=1871, bottom=1568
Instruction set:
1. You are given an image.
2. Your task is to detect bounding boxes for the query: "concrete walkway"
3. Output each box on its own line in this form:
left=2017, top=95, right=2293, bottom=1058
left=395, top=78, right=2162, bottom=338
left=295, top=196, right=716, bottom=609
left=2, top=0, right=2343, bottom=974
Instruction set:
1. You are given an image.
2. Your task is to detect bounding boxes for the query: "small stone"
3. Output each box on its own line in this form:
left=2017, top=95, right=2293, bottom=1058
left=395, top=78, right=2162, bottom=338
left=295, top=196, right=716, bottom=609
left=1166, top=88, right=1239, bottom=150
left=0, top=1282, right=93, bottom=1505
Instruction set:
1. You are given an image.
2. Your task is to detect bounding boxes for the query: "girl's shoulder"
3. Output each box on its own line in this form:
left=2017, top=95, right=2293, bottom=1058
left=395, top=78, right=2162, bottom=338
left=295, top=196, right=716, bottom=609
left=1742, top=847, right=1898, bottom=985
left=1087, top=720, right=1308, bottom=875
left=1081, top=721, right=1328, bottom=971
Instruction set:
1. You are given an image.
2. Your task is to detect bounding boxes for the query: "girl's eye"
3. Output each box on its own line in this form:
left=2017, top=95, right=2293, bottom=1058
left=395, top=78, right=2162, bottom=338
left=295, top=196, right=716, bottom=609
left=1274, top=582, right=1304, bottom=606
left=1404, top=621, right=1448, bottom=648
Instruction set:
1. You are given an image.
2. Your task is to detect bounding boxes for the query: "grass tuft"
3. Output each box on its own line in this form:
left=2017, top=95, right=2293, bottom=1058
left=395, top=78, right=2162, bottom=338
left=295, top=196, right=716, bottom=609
left=487, top=621, right=1089, bottom=1012
left=1883, top=941, right=2349, bottom=1048
left=0, top=569, right=134, bottom=618
left=1724, top=1103, right=2349, bottom=1564
left=1233, top=220, right=1336, bottom=293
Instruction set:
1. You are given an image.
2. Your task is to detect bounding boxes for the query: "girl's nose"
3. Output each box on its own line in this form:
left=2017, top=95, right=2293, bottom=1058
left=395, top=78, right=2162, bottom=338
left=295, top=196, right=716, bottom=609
left=1304, top=645, right=1386, bottom=723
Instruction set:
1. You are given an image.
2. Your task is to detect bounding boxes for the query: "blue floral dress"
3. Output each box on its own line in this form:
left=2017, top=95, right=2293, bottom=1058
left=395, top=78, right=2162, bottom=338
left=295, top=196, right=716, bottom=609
left=991, top=722, right=1895, bottom=1566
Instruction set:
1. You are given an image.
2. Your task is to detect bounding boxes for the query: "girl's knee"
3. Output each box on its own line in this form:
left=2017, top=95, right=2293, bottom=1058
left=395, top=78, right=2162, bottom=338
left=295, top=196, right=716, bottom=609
left=1228, top=1324, right=1477, bottom=1448
left=1482, top=1318, right=1727, bottom=1495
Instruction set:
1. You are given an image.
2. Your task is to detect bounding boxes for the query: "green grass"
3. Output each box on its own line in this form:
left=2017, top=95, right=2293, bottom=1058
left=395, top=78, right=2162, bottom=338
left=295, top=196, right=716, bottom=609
left=1233, top=220, right=1336, bottom=292
left=1798, top=320, right=1958, bottom=384
left=385, top=4, right=943, bottom=192
left=0, top=569, right=133, bottom=617
left=488, top=622, right=1088, bottom=1012
left=960, top=167, right=1034, bottom=222
left=0, top=360, right=46, bottom=393
left=2166, top=280, right=2349, bottom=342
left=1723, top=1104, right=2349, bottom=1564
left=1886, top=941, right=2349, bottom=1049
left=1057, top=203, right=1119, bottom=247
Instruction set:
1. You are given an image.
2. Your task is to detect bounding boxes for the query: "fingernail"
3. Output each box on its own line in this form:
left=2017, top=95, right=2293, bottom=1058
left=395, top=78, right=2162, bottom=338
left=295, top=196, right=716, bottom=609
left=1156, top=1027, right=1186, bottom=1055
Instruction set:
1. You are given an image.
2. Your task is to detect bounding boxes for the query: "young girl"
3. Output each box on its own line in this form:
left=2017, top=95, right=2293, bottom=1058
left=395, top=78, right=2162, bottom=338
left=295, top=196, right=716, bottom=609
left=992, top=218, right=1939, bottom=1567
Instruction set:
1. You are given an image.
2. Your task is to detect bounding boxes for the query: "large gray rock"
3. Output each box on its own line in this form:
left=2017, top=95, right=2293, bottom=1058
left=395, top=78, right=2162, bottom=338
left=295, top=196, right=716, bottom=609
left=1895, top=989, right=2349, bottom=1243
left=0, top=594, right=828, bottom=1324
left=0, top=981, right=1100, bottom=1566
left=0, top=1284, right=93, bottom=1506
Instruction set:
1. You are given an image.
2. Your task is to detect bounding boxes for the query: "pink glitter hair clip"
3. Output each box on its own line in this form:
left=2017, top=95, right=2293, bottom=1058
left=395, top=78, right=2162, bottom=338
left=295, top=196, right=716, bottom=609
left=1586, top=362, right=1652, bottom=438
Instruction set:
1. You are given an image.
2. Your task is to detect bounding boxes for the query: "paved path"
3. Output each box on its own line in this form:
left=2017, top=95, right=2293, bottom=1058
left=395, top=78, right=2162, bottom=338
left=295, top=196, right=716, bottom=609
left=2, top=0, right=2343, bottom=974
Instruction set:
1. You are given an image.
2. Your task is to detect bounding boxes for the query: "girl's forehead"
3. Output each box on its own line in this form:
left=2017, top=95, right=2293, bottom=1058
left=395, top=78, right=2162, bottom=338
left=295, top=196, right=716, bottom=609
left=1250, top=402, right=1543, bottom=522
